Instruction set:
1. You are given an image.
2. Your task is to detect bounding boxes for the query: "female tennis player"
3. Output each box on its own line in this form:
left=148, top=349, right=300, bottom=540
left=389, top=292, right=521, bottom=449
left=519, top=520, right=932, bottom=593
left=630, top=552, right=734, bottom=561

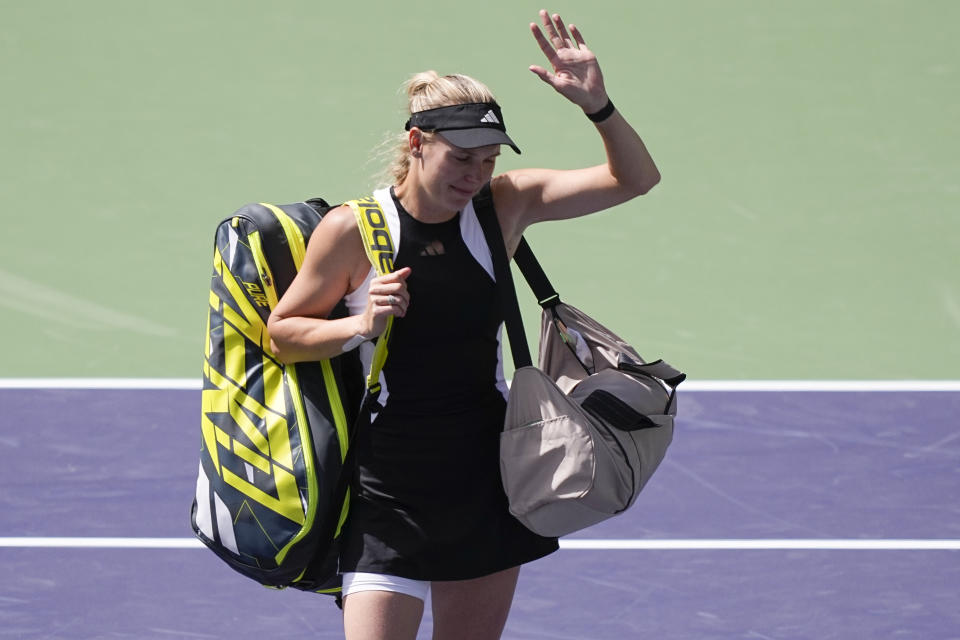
left=268, top=9, right=660, bottom=640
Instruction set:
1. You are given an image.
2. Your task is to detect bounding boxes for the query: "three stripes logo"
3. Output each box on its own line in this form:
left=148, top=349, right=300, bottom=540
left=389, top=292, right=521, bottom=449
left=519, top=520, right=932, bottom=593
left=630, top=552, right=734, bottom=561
left=480, top=110, right=500, bottom=124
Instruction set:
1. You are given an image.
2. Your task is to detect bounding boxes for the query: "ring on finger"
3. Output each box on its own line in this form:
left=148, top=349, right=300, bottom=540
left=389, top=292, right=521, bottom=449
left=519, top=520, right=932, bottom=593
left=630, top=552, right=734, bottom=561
left=387, top=295, right=399, bottom=306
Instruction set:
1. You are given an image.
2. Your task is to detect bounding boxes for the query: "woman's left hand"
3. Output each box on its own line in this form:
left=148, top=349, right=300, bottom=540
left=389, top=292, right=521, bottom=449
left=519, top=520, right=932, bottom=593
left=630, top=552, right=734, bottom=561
left=529, top=10, right=609, bottom=114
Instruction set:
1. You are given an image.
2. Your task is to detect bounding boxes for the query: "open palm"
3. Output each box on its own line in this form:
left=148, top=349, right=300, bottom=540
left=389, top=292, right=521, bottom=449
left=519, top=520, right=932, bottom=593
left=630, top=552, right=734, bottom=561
left=529, top=10, right=608, bottom=113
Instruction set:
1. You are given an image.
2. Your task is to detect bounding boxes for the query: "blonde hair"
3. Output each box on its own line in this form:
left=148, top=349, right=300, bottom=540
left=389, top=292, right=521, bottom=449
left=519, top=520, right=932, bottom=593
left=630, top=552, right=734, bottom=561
left=384, top=71, right=497, bottom=185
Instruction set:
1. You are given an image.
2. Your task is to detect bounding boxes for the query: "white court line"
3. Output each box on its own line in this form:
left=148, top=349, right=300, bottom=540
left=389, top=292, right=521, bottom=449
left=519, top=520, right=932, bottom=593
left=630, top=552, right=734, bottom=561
left=1, top=379, right=959, bottom=391
left=560, top=539, right=960, bottom=551
left=0, top=537, right=205, bottom=549
left=1, top=537, right=959, bottom=551
left=682, top=380, right=960, bottom=392
left=0, top=378, right=201, bottom=390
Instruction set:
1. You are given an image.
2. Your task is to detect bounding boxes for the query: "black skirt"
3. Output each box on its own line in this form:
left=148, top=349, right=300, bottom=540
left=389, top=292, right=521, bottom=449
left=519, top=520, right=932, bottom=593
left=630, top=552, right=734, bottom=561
left=339, top=392, right=558, bottom=581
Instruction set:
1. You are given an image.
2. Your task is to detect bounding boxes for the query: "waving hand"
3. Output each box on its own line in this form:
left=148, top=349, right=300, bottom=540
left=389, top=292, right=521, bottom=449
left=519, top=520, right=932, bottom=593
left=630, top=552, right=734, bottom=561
left=529, top=10, right=609, bottom=113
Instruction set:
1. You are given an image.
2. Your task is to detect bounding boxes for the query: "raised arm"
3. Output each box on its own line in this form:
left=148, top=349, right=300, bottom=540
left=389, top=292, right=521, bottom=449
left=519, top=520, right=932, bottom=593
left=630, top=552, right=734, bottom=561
left=492, top=10, right=660, bottom=250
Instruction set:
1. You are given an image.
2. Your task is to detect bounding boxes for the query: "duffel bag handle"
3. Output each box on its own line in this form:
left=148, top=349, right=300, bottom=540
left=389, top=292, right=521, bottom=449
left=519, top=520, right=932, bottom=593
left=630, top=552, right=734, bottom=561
left=618, top=354, right=686, bottom=415
left=617, top=355, right=686, bottom=389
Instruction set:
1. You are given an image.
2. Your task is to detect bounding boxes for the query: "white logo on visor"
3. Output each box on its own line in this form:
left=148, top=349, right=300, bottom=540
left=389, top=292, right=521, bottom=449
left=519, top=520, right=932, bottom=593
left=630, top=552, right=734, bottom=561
left=480, top=110, right=500, bottom=124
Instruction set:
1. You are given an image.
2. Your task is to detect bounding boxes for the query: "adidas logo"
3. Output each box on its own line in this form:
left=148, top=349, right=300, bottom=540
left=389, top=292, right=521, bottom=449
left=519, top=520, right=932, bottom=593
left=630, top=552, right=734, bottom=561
left=480, top=110, right=500, bottom=124
left=420, top=239, right=445, bottom=257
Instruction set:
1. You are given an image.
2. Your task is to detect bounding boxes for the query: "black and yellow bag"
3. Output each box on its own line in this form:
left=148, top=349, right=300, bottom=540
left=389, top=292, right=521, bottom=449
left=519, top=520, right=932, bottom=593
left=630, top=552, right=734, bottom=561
left=191, top=196, right=395, bottom=599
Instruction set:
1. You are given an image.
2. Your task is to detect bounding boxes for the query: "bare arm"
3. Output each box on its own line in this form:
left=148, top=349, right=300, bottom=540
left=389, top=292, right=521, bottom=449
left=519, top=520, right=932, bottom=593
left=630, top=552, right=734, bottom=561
left=266, top=205, right=411, bottom=363
left=493, top=10, right=660, bottom=250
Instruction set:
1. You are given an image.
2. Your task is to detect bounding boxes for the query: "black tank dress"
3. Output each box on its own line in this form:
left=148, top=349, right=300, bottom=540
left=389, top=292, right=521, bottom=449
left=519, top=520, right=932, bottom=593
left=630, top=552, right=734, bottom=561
left=339, top=190, right=558, bottom=581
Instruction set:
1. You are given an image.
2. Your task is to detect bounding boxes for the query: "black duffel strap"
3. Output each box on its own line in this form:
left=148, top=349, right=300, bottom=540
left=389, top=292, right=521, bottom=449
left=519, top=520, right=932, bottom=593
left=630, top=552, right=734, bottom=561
left=473, top=184, right=533, bottom=369
left=512, top=238, right=560, bottom=309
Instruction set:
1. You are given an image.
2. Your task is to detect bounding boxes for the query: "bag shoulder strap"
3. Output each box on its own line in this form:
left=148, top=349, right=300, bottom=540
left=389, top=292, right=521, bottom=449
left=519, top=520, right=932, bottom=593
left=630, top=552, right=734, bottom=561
left=345, top=196, right=397, bottom=393
left=347, top=196, right=396, bottom=277
left=472, top=184, right=534, bottom=369
left=513, top=239, right=560, bottom=308
left=473, top=189, right=688, bottom=406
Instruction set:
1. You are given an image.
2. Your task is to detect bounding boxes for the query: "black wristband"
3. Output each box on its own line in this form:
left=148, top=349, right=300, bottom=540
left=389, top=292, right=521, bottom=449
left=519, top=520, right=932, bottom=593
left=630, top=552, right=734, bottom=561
left=586, top=99, right=615, bottom=123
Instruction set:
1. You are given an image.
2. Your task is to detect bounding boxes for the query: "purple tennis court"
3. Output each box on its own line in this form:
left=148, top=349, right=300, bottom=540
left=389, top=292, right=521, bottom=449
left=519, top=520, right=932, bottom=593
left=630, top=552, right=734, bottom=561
left=1, top=385, right=958, bottom=639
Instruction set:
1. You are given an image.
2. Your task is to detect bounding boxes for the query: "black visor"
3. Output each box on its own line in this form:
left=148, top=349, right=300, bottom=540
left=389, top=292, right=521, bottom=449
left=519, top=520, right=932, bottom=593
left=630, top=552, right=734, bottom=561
left=405, top=102, right=520, bottom=154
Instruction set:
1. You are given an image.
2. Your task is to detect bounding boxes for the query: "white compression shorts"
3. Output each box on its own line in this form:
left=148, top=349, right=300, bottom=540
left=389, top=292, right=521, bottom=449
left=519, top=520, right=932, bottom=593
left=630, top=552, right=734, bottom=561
left=341, top=572, right=431, bottom=602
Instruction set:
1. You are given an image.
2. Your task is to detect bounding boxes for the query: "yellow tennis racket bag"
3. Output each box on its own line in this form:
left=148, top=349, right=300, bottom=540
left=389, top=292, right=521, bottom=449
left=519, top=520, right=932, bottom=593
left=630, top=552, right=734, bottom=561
left=191, top=196, right=394, bottom=601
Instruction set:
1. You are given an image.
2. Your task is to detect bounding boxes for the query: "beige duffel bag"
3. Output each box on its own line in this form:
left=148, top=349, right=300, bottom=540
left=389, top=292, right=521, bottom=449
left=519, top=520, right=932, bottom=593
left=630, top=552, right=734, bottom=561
left=474, top=186, right=685, bottom=537
left=500, top=301, right=684, bottom=537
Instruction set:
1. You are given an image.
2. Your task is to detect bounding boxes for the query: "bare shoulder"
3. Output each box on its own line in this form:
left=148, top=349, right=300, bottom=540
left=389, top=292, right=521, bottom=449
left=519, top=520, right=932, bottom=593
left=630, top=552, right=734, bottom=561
left=312, top=203, right=358, bottom=242
left=489, top=172, right=526, bottom=248
left=490, top=171, right=529, bottom=217
left=489, top=170, right=553, bottom=250
left=303, top=203, right=369, bottom=291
